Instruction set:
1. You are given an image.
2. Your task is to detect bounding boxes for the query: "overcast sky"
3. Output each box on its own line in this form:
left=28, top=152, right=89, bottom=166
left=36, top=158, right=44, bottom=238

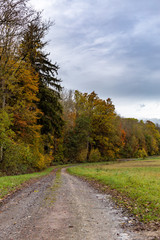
left=30, top=0, right=160, bottom=120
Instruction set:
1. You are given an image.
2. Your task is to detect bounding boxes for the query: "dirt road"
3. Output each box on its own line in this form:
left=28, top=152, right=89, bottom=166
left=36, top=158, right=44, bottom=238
left=0, top=168, right=159, bottom=240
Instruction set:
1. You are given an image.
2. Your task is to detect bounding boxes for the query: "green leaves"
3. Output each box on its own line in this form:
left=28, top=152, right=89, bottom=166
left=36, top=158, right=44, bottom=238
left=0, top=110, right=14, bottom=148
left=63, top=90, right=116, bottom=162
left=0, top=1, right=62, bottom=174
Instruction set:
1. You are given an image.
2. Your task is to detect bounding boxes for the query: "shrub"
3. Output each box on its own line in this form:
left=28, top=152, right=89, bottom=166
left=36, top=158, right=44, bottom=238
left=136, top=148, right=148, bottom=159
left=32, top=148, right=52, bottom=171
left=89, top=149, right=101, bottom=162
left=2, top=142, right=35, bottom=175
left=77, top=149, right=88, bottom=163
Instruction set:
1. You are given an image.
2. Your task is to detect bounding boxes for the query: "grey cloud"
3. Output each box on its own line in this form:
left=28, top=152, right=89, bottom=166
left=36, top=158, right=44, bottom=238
left=31, top=0, right=160, bottom=115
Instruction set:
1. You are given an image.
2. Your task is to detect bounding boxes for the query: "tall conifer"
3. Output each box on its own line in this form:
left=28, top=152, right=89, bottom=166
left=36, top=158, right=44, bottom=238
left=20, top=15, right=64, bottom=152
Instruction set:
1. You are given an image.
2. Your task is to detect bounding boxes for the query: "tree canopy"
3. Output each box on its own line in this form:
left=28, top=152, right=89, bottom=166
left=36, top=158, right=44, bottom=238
left=0, top=0, right=63, bottom=174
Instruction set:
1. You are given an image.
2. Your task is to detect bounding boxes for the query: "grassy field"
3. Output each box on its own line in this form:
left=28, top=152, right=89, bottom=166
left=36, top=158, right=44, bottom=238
left=0, top=167, right=55, bottom=199
left=68, top=156, right=160, bottom=222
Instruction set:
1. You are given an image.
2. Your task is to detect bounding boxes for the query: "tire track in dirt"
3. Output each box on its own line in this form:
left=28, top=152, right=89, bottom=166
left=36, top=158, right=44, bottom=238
left=0, top=168, right=159, bottom=239
left=0, top=170, right=58, bottom=240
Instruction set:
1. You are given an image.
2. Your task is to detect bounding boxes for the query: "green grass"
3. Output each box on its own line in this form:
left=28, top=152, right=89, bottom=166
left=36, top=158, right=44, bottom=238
left=0, top=167, right=55, bottom=199
left=43, top=168, right=62, bottom=206
left=68, top=157, right=160, bottom=222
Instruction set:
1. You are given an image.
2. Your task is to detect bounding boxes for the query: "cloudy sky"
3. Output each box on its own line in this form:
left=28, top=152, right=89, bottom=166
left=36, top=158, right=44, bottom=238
left=30, top=0, right=160, bottom=120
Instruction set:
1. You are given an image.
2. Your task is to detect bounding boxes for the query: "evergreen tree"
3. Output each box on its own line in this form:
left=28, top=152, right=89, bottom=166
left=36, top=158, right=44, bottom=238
left=20, top=15, right=64, bottom=153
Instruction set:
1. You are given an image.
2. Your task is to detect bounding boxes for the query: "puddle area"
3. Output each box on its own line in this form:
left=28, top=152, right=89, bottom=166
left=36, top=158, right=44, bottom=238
left=94, top=193, right=140, bottom=240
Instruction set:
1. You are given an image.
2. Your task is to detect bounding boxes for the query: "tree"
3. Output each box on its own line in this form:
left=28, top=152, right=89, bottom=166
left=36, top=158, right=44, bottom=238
left=64, top=91, right=116, bottom=162
left=0, top=110, right=14, bottom=162
left=0, top=0, right=39, bottom=168
left=20, top=16, right=64, bottom=154
left=61, top=89, right=76, bottom=131
left=144, top=121, right=160, bottom=155
left=9, top=61, right=41, bottom=143
left=0, top=1, right=57, bottom=173
left=74, top=91, right=98, bottom=160
left=91, top=98, right=116, bottom=159
left=0, top=0, right=35, bottom=109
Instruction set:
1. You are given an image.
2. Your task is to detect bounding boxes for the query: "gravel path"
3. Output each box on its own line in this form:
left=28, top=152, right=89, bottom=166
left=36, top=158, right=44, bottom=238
left=0, top=168, right=159, bottom=239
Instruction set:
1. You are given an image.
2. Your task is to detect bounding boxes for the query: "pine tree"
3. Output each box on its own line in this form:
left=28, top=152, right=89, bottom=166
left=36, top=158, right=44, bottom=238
left=20, top=15, right=64, bottom=153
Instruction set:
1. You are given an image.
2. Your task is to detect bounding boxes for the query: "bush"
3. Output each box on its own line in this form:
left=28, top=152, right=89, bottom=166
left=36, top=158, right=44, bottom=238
left=77, top=149, right=88, bottom=163
left=101, top=150, right=116, bottom=161
left=89, top=149, right=101, bottom=162
left=2, top=142, right=35, bottom=175
left=136, top=148, right=148, bottom=159
left=2, top=140, right=53, bottom=174
left=32, top=147, right=52, bottom=171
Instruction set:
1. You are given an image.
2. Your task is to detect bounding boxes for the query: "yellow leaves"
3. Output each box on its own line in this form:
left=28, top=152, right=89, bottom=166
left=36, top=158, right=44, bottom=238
left=8, top=60, right=42, bottom=143
left=15, top=63, right=39, bottom=97
left=77, top=149, right=88, bottom=163
left=34, top=151, right=52, bottom=170
left=75, top=90, right=99, bottom=116
left=106, top=150, right=116, bottom=159
left=75, top=91, right=115, bottom=122
left=34, top=152, right=45, bottom=170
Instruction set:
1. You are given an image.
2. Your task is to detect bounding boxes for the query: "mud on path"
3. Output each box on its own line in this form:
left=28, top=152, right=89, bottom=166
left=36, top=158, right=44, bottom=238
left=0, top=168, right=159, bottom=240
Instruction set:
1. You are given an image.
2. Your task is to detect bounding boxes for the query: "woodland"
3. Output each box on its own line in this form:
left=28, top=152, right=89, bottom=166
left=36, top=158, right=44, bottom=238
left=1, top=0, right=160, bottom=175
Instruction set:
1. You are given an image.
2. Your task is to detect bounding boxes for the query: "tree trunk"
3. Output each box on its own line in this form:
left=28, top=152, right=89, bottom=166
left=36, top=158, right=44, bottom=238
left=0, top=144, right=4, bottom=163
left=86, top=141, right=92, bottom=161
left=2, top=78, right=5, bottom=109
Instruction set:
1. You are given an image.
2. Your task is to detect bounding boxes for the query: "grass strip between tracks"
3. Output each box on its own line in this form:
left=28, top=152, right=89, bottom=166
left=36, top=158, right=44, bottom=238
left=67, top=156, right=160, bottom=223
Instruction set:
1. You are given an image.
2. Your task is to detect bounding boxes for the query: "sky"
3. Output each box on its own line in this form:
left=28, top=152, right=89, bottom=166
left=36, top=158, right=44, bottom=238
left=29, top=0, right=160, bottom=121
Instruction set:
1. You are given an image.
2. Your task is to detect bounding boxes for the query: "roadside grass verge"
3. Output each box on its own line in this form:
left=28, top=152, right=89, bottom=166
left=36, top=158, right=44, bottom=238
left=0, top=167, right=55, bottom=199
left=67, top=157, right=160, bottom=223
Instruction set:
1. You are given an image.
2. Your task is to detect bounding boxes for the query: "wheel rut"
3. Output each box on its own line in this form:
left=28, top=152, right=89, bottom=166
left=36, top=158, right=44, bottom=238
left=0, top=168, right=158, bottom=239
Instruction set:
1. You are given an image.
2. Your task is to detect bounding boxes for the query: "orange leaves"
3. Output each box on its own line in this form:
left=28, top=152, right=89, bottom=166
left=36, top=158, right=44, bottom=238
left=121, top=129, right=126, bottom=146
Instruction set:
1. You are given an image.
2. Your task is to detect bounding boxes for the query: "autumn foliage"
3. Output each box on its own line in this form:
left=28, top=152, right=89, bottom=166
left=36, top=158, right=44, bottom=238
left=0, top=0, right=63, bottom=174
left=61, top=90, right=160, bottom=163
left=1, top=0, right=160, bottom=174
